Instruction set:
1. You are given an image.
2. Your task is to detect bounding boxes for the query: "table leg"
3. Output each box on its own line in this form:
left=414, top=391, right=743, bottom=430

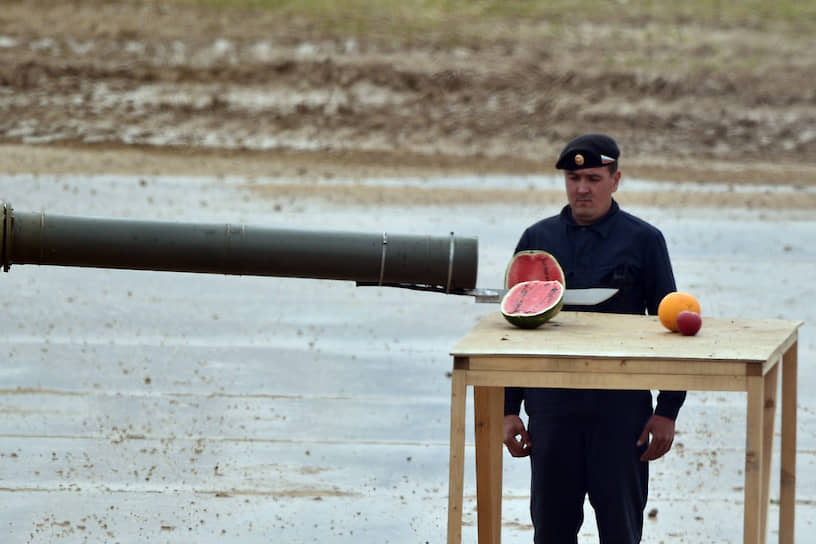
left=745, top=374, right=764, bottom=544
left=474, top=386, right=504, bottom=544
left=447, top=366, right=468, bottom=544
left=761, top=362, right=779, bottom=544
left=780, top=342, right=798, bottom=544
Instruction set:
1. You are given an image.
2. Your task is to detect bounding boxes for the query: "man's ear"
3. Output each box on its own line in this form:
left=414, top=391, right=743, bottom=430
left=611, top=170, right=621, bottom=193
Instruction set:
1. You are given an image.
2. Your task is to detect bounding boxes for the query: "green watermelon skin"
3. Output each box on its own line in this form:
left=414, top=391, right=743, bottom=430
left=505, top=250, right=565, bottom=289
left=501, top=280, right=564, bottom=329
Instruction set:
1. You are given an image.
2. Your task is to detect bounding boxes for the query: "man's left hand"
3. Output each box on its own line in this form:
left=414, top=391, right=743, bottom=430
left=637, top=414, right=676, bottom=461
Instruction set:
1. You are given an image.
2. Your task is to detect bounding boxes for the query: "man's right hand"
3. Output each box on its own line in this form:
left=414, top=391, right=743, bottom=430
left=503, top=414, right=532, bottom=457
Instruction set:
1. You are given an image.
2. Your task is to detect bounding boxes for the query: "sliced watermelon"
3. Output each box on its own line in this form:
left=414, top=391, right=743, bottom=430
left=505, top=250, right=565, bottom=289
left=500, top=280, right=564, bottom=329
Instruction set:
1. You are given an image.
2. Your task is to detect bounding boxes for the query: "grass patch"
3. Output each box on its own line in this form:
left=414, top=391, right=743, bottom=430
left=173, top=0, right=816, bottom=34
left=160, top=0, right=815, bottom=76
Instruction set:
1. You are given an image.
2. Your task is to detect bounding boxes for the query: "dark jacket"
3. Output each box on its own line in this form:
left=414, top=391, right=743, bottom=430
left=504, top=200, right=686, bottom=420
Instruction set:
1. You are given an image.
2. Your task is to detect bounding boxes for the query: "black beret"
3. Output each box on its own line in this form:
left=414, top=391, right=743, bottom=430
left=555, top=133, right=620, bottom=170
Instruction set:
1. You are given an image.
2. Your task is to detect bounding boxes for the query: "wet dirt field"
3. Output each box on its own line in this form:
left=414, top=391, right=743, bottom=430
left=2, top=0, right=816, bottom=185
left=1, top=2, right=815, bottom=543
left=1, top=172, right=814, bottom=543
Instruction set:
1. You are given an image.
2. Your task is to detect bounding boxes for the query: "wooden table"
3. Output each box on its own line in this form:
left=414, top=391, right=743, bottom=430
left=447, top=311, right=801, bottom=544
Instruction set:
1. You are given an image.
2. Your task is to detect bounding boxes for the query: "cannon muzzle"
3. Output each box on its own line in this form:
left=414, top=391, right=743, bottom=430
left=0, top=201, right=477, bottom=293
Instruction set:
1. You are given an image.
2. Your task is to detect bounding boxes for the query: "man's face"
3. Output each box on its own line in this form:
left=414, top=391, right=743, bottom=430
left=564, top=166, right=621, bottom=225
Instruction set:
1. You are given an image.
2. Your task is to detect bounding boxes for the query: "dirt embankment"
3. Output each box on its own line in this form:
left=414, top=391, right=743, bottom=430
left=1, top=1, right=815, bottom=186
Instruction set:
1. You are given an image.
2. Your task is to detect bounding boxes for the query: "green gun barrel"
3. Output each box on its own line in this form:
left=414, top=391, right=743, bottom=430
left=0, top=201, right=477, bottom=292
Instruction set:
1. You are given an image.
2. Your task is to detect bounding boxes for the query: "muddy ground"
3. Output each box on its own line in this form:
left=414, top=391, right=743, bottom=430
left=2, top=168, right=814, bottom=544
left=2, top=0, right=816, bottom=190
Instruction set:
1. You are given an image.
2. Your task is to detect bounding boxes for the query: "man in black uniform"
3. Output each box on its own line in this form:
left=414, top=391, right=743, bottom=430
left=503, top=133, right=685, bottom=544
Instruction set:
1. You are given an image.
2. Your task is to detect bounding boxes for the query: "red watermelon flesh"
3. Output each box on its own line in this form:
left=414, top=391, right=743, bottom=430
left=500, top=280, right=564, bottom=329
left=505, top=250, right=565, bottom=289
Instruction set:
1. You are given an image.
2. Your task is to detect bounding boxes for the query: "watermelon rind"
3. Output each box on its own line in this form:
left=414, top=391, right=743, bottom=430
left=504, top=250, right=565, bottom=289
left=500, top=280, right=564, bottom=329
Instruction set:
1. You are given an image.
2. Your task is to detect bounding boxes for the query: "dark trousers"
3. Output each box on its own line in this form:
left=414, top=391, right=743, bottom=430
left=525, top=389, right=652, bottom=544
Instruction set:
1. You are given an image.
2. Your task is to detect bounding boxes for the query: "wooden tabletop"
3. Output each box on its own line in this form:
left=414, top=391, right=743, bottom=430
left=452, top=312, right=801, bottom=366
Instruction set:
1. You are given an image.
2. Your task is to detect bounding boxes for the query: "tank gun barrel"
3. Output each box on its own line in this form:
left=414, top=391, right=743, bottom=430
left=0, top=201, right=477, bottom=292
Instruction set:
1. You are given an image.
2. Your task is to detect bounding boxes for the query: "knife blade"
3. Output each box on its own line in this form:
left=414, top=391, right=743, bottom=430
left=355, top=281, right=619, bottom=305
left=462, top=287, right=619, bottom=305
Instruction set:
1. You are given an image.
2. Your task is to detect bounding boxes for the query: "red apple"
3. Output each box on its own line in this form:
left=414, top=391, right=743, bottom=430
left=676, top=310, right=702, bottom=336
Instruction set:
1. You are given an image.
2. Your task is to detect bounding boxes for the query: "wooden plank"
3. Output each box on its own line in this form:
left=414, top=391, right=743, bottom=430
left=779, top=342, right=798, bottom=544
left=464, top=369, right=748, bottom=392
left=452, top=312, right=802, bottom=364
left=744, top=375, right=764, bottom=544
left=447, top=367, right=468, bottom=544
left=453, top=356, right=470, bottom=371
left=473, top=387, right=504, bottom=544
left=760, top=361, right=779, bottom=544
left=466, top=355, right=756, bottom=377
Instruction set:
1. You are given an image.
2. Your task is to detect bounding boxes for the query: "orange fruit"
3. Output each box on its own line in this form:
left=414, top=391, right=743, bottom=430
left=658, top=292, right=701, bottom=332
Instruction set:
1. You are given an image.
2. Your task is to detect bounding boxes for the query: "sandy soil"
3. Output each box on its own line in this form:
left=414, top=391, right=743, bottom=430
left=2, top=0, right=816, bottom=189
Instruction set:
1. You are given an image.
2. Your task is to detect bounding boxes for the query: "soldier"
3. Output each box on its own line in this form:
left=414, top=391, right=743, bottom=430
left=503, top=133, right=686, bottom=543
